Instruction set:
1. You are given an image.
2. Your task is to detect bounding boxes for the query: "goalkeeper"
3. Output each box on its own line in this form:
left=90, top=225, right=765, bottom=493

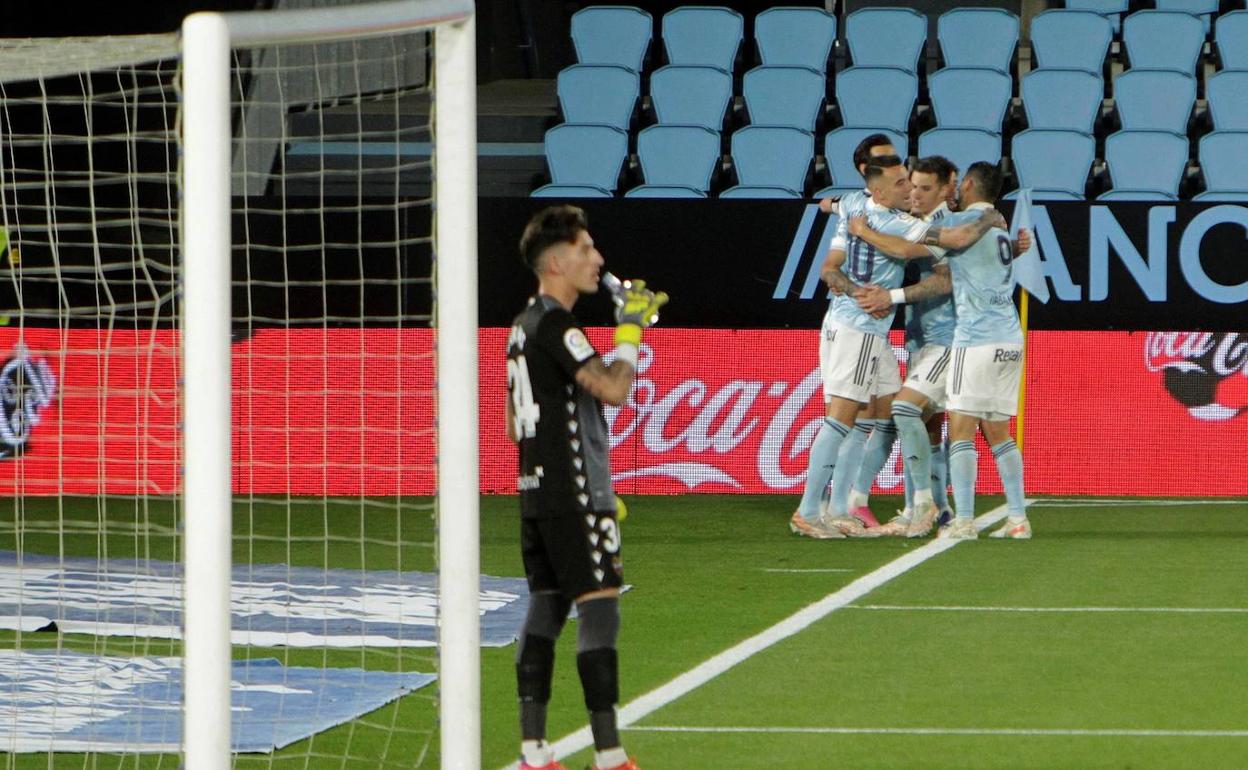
left=506, top=205, right=665, bottom=770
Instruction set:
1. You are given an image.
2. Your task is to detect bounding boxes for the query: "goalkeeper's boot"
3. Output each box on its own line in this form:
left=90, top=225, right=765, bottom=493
left=790, top=510, right=845, bottom=540
left=940, top=517, right=978, bottom=540
left=905, top=501, right=940, bottom=538
left=821, top=513, right=877, bottom=538
left=988, top=516, right=1033, bottom=540
left=592, top=759, right=642, bottom=770
left=848, top=504, right=881, bottom=529
left=873, top=510, right=912, bottom=537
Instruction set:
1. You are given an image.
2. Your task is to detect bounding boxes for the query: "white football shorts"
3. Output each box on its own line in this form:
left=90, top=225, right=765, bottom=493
left=819, top=321, right=896, bottom=403
left=903, top=343, right=952, bottom=408
left=947, top=343, right=1023, bottom=420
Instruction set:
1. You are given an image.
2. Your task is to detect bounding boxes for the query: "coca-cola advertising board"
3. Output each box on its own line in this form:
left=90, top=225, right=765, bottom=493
left=0, top=326, right=1243, bottom=496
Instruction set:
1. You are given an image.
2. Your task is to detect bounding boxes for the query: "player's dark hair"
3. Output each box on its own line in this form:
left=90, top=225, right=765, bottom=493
left=519, top=205, right=588, bottom=273
left=912, top=155, right=958, bottom=186
left=863, top=154, right=904, bottom=185
left=853, top=133, right=897, bottom=172
left=965, top=161, right=1004, bottom=201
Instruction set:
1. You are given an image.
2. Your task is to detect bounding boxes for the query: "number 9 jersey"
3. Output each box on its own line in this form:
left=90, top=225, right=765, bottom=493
left=507, top=295, right=617, bottom=519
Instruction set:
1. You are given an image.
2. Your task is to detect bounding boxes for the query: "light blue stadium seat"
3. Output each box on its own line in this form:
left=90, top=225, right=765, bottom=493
left=917, top=128, right=1003, bottom=178
left=1009, top=129, right=1096, bottom=199
left=531, top=184, right=614, bottom=198
left=556, top=65, right=640, bottom=131
left=723, top=125, right=813, bottom=197
left=742, top=66, right=827, bottom=131
left=1021, top=69, right=1103, bottom=133
left=649, top=65, right=733, bottom=130
left=1193, top=189, right=1248, bottom=201
left=928, top=67, right=1012, bottom=132
left=1198, top=131, right=1248, bottom=194
left=1123, top=11, right=1204, bottom=74
left=1216, top=10, right=1248, bottom=70
left=845, top=8, right=928, bottom=73
left=938, top=9, right=1019, bottom=72
left=625, top=185, right=708, bottom=198
left=1113, top=70, right=1196, bottom=133
left=1207, top=71, right=1248, bottom=131
left=662, top=6, right=744, bottom=71
left=720, top=186, right=805, bottom=198
left=1155, top=0, right=1218, bottom=36
left=570, top=6, right=652, bottom=72
left=1063, top=0, right=1128, bottom=33
left=1031, top=10, right=1113, bottom=75
left=540, top=123, right=629, bottom=192
left=755, top=7, right=838, bottom=72
left=819, top=127, right=909, bottom=195
left=633, top=124, right=721, bottom=193
left=835, top=67, right=918, bottom=133
left=1098, top=130, right=1189, bottom=200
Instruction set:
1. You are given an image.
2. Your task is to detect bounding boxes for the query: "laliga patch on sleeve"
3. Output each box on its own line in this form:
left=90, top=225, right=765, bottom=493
left=563, top=328, right=595, bottom=362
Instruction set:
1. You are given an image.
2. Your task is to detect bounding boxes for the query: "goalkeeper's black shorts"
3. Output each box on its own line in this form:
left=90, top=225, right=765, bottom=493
left=521, top=510, right=623, bottom=601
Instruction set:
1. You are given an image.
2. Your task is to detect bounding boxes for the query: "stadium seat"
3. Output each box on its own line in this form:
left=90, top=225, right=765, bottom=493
left=1113, top=70, right=1196, bottom=133
left=531, top=184, right=615, bottom=198
left=539, top=123, right=629, bottom=192
left=662, top=6, right=744, bottom=71
left=649, top=65, right=733, bottom=130
left=723, top=125, right=813, bottom=197
left=632, top=124, right=721, bottom=193
left=1193, top=189, right=1248, bottom=201
left=917, top=128, right=1003, bottom=178
left=570, top=6, right=653, bottom=72
left=835, top=67, right=918, bottom=133
left=1197, top=131, right=1248, bottom=195
left=928, top=67, right=1012, bottom=132
left=1216, top=10, right=1248, bottom=70
left=754, top=7, right=838, bottom=72
left=1030, top=10, right=1113, bottom=75
left=1063, top=0, right=1128, bottom=33
left=720, top=186, right=805, bottom=199
left=818, top=126, right=909, bottom=196
left=624, top=185, right=708, bottom=198
left=742, top=66, right=827, bottom=131
left=1009, top=129, right=1097, bottom=199
left=937, top=9, right=1019, bottom=73
left=1122, top=11, right=1204, bottom=74
left=556, top=65, right=640, bottom=131
left=844, top=8, right=928, bottom=73
left=1097, top=130, right=1189, bottom=200
left=1154, top=0, right=1218, bottom=36
left=1207, top=71, right=1248, bottom=131
left=1021, top=69, right=1103, bottom=134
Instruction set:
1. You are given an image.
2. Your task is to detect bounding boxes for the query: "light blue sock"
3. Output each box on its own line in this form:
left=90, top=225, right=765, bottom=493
left=799, top=418, right=851, bottom=520
left=991, top=438, right=1026, bottom=517
left=902, top=460, right=914, bottom=512
left=890, top=401, right=930, bottom=503
left=931, top=441, right=950, bottom=510
left=830, top=420, right=871, bottom=515
left=851, top=418, right=898, bottom=496
left=949, top=439, right=977, bottom=520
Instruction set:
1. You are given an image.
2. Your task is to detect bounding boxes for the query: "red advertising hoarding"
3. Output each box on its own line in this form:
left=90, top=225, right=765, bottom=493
left=0, top=327, right=1244, bottom=496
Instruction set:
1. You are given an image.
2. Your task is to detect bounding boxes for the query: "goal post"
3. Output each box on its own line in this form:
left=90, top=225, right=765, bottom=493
left=180, top=3, right=478, bottom=770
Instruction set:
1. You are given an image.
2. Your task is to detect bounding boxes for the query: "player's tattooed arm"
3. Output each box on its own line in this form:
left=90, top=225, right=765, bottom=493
left=821, top=248, right=855, bottom=295
left=925, top=209, right=1008, bottom=250
left=905, top=262, right=952, bottom=302
left=575, top=355, right=635, bottom=407
left=847, top=216, right=931, bottom=259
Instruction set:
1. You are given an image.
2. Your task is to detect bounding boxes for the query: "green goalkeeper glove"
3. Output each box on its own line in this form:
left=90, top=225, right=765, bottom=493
left=613, top=279, right=669, bottom=346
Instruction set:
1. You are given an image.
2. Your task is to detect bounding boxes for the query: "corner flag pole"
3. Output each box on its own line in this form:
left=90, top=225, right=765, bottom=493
left=1008, top=188, right=1048, bottom=456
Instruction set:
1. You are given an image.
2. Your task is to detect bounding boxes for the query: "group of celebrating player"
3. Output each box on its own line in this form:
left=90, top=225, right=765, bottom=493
left=790, top=133, right=1034, bottom=542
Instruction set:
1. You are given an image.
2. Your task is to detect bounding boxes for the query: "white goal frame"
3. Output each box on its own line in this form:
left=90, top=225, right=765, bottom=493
left=180, top=2, right=478, bottom=769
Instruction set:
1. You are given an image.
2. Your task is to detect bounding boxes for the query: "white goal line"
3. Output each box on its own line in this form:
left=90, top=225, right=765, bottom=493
left=851, top=604, right=1248, bottom=614
left=625, top=725, right=1248, bottom=738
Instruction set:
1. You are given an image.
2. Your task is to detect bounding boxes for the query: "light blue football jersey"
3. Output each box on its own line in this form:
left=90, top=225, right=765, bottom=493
left=905, top=203, right=958, bottom=349
left=944, top=202, right=1022, bottom=347
left=826, top=195, right=941, bottom=339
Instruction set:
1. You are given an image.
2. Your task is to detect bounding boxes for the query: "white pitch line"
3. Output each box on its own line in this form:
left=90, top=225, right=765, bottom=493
left=852, top=604, right=1248, bottom=614
left=1031, top=498, right=1248, bottom=508
left=761, top=568, right=854, bottom=573
left=495, top=503, right=1013, bottom=770
left=626, top=725, right=1248, bottom=738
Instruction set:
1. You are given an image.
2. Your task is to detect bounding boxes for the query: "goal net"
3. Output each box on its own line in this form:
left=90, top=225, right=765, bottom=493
left=0, top=1, right=478, bottom=768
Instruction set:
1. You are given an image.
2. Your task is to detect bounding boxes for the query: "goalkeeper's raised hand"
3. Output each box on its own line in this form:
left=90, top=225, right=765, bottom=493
left=613, top=278, right=669, bottom=346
